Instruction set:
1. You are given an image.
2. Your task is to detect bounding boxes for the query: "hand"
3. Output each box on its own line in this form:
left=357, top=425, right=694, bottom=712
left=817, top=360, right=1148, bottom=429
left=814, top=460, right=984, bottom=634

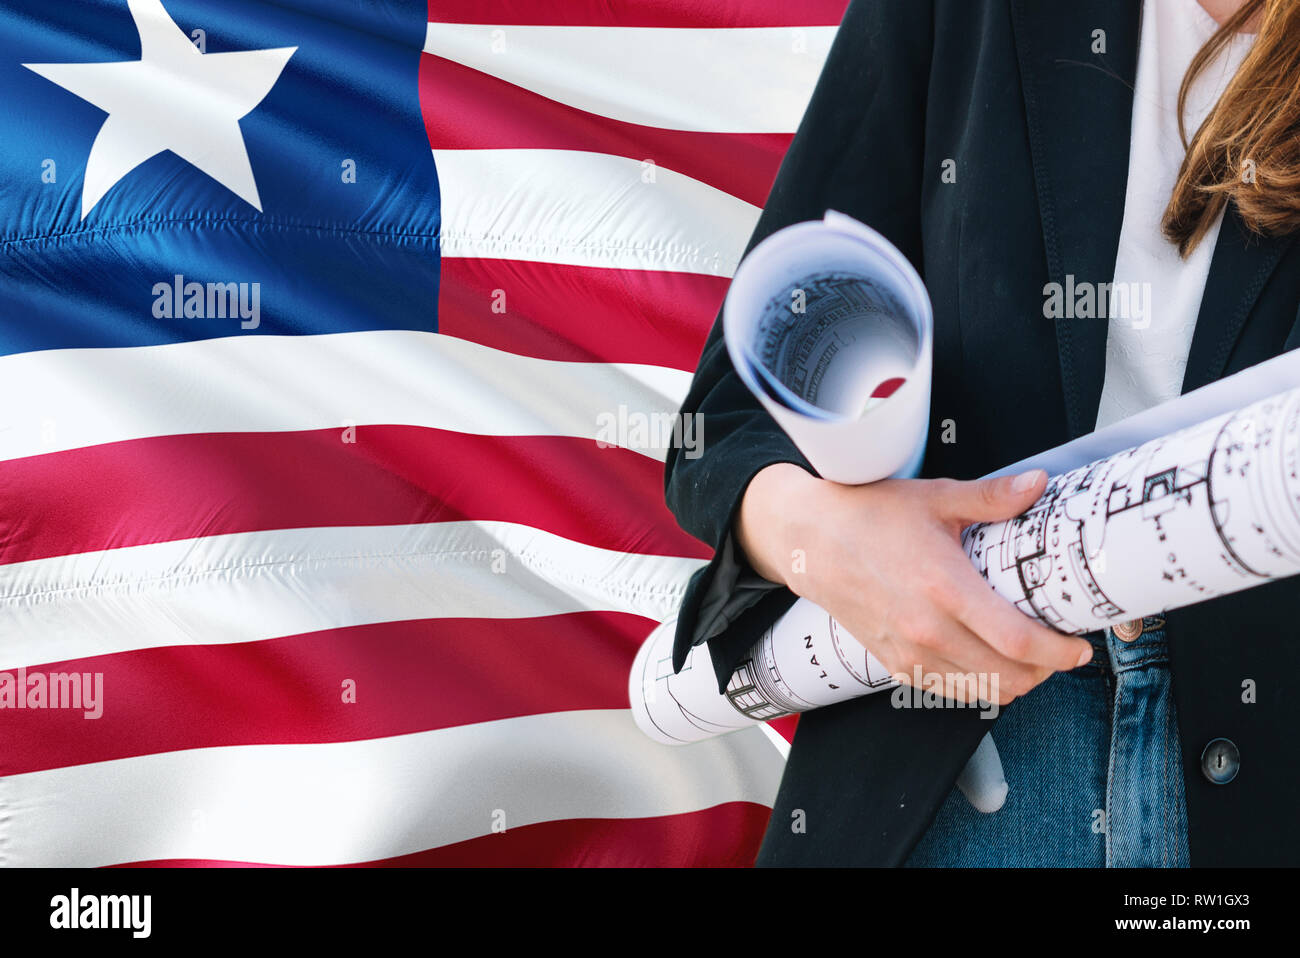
left=735, top=463, right=1093, bottom=705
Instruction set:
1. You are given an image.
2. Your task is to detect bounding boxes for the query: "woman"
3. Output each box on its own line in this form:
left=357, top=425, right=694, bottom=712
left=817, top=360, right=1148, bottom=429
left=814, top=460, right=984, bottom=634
left=664, top=0, right=1300, bottom=866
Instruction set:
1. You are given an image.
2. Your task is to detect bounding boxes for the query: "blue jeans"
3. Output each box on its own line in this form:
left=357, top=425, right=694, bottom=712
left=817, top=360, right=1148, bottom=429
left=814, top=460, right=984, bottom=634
left=904, top=616, right=1189, bottom=867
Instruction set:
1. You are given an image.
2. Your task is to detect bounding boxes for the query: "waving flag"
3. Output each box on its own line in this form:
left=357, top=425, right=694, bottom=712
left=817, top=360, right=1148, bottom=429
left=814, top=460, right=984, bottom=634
left=0, top=0, right=844, bottom=867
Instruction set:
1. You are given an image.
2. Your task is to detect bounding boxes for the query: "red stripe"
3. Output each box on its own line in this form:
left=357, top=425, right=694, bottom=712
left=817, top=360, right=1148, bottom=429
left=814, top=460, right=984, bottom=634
left=2, top=612, right=654, bottom=775
left=426, top=0, right=847, bottom=28
left=438, top=257, right=724, bottom=367
left=421, top=54, right=790, bottom=206
left=768, top=714, right=798, bottom=744
left=873, top=377, right=906, bottom=399
left=0, top=427, right=710, bottom=567
left=110, top=802, right=771, bottom=867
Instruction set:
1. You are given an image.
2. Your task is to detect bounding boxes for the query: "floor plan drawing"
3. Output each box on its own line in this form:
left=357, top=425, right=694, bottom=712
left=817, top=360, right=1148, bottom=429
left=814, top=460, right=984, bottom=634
left=633, top=386, right=1300, bottom=745
left=964, top=387, right=1300, bottom=634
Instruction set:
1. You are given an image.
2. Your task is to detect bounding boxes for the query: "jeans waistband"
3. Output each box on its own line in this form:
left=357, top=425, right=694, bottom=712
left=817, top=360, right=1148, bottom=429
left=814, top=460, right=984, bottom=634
left=1085, top=615, right=1169, bottom=674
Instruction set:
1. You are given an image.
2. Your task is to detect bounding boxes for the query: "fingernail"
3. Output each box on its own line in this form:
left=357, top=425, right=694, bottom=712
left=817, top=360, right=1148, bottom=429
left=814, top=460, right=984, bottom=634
left=1011, top=469, right=1045, bottom=493
left=1075, top=645, right=1092, bottom=668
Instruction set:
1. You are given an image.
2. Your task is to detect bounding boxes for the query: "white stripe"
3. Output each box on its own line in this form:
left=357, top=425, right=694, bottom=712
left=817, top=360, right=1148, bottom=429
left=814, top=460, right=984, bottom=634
left=758, top=723, right=792, bottom=759
left=424, top=23, right=834, bottom=133
left=0, top=709, right=783, bottom=866
left=0, top=331, right=691, bottom=463
left=434, top=148, right=759, bottom=273
left=0, top=520, right=703, bottom=671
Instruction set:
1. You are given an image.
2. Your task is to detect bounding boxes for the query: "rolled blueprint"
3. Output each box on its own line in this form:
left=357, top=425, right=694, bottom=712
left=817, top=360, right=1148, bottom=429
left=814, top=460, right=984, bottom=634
left=630, top=598, right=896, bottom=746
left=636, top=209, right=931, bottom=746
left=967, top=384, right=1300, bottom=633
left=632, top=381, right=1300, bottom=744
left=723, top=210, right=933, bottom=483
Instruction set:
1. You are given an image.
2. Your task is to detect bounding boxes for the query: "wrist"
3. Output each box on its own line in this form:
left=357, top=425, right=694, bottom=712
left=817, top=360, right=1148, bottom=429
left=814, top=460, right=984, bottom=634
left=735, top=462, right=821, bottom=590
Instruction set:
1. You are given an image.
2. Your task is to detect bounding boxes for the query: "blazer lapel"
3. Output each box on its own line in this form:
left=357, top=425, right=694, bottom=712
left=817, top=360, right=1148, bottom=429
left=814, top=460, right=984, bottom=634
left=1010, top=0, right=1142, bottom=438
left=1181, top=204, right=1299, bottom=393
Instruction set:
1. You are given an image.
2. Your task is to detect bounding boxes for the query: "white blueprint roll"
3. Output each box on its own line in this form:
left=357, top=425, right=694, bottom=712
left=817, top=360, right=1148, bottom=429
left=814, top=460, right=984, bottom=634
left=633, top=382, right=1300, bottom=745
left=630, top=599, right=895, bottom=746
left=965, top=384, right=1300, bottom=633
left=723, top=210, right=933, bottom=483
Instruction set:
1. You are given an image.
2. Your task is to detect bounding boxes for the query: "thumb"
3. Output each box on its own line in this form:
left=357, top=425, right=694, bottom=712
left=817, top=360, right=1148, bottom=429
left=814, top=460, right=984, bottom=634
left=938, top=469, right=1048, bottom=524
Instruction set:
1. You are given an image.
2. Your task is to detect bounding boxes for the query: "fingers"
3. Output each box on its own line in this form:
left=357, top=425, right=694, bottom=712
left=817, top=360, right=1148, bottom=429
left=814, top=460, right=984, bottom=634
left=941, top=627, right=1057, bottom=702
left=924, top=474, right=1091, bottom=671
left=944, top=558, right=1094, bottom=672
left=887, top=611, right=1056, bottom=705
left=932, top=469, right=1048, bottom=525
left=887, top=650, right=1001, bottom=705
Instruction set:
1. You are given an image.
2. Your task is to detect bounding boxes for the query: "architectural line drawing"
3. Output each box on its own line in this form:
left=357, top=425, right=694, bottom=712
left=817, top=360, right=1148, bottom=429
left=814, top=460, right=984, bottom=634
left=632, top=387, right=1300, bottom=744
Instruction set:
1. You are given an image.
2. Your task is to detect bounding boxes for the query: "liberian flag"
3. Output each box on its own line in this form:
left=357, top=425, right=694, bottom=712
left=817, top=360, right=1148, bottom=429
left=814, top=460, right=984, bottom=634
left=0, top=0, right=845, bottom=866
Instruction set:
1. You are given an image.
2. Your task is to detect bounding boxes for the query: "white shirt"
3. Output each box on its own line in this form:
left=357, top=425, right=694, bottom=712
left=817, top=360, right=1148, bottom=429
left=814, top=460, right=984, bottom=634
left=1093, top=0, right=1255, bottom=430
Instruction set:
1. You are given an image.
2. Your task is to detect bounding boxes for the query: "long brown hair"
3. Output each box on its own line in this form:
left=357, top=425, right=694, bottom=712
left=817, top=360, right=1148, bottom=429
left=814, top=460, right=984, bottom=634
left=1163, top=0, right=1300, bottom=257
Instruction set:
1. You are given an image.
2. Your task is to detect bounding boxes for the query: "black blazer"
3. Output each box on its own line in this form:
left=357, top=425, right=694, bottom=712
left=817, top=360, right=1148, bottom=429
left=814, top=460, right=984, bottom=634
left=664, top=0, right=1300, bottom=867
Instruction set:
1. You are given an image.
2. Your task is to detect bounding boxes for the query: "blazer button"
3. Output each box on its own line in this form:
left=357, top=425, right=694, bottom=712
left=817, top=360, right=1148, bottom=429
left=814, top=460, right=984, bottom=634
left=1112, top=619, right=1143, bottom=642
left=1200, top=738, right=1240, bottom=784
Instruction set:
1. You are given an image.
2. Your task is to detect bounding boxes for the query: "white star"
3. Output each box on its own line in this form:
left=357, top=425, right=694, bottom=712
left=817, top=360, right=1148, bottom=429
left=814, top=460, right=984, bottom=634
left=24, top=0, right=296, bottom=219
